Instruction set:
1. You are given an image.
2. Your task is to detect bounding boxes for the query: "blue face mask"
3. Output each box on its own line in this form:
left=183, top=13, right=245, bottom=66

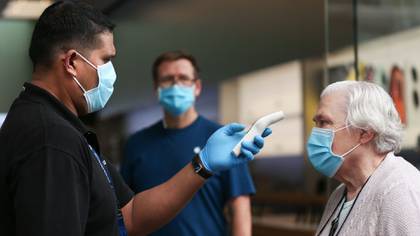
left=158, top=85, right=195, bottom=116
left=72, top=52, right=117, bottom=113
left=306, top=126, right=360, bottom=178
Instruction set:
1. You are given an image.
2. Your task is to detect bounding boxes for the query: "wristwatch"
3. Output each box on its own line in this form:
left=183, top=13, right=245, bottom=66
left=191, top=154, right=213, bottom=179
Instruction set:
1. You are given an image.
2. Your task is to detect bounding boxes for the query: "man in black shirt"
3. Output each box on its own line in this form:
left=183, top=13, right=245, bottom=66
left=0, top=1, right=271, bottom=236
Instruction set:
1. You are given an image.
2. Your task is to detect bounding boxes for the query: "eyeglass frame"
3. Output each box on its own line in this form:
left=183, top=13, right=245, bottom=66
left=155, top=75, right=198, bottom=88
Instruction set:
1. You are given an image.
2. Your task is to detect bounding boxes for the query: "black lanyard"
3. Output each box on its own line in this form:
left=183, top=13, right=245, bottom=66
left=88, top=144, right=128, bottom=236
left=328, top=197, right=346, bottom=236
left=317, top=176, right=371, bottom=236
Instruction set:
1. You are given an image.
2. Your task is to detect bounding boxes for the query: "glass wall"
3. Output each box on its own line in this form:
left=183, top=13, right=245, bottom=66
left=318, top=0, right=420, bottom=196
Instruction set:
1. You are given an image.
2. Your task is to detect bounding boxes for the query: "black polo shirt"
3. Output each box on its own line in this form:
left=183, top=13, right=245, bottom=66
left=0, top=83, right=133, bottom=236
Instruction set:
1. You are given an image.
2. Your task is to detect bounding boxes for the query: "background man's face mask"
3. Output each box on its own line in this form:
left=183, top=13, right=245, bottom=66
left=72, top=51, right=117, bottom=113
left=158, top=85, right=195, bottom=116
left=306, top=126, right=361, bottom=177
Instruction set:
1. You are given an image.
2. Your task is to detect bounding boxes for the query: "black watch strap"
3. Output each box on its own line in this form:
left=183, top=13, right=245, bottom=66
left=192, top=154, right=213, bottom=179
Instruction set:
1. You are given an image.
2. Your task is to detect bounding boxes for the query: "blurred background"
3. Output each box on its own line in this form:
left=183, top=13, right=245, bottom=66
left=1, top=0, right=420, bottom=235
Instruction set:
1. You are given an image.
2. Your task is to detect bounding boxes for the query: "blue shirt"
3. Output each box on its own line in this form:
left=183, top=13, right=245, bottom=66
left=120, top=116, right=256, bottom=236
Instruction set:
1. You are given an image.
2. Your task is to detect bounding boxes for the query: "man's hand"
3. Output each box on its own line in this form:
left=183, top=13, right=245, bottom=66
left=199, top=123, right=272, bottom=173
left=126, top=123, right=272, bottom=235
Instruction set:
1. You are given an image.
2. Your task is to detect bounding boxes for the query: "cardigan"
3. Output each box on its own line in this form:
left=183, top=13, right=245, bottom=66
left=316, top=152, right=420, bottom=236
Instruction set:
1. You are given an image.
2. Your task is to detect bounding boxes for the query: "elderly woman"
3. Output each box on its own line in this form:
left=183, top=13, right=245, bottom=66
left=307, top=81, right=420, bottom=235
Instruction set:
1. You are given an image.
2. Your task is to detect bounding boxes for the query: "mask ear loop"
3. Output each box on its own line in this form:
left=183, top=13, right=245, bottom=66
left=75, top=51, right=97, bottom=70
left=341, top=143, right=361, bottom=157
left=72, top=76, right=87, bottom=93
left=333, top=125, right=349, bottom=133
left=157, top=87, right=163, bottom=99
left=332, top=125, right=361, bottom=157
left=71, top=51, right=98, bottom=93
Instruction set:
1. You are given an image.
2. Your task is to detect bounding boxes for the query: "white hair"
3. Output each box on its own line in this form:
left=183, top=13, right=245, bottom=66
left=321, top=80, right=403, bottom=153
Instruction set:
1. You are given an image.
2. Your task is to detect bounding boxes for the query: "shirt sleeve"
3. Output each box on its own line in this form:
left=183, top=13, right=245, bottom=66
left=12, top=147, right=90, bottom=236
left=108, top=163, right=134, bottom=209
left=223, top=162, right=256, bottom=199
left=120, top=137, right=136, bottom=189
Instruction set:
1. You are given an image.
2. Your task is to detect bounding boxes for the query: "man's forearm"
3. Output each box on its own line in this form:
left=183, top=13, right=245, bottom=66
left=130, top=163, right=205, bottom=235
left=121, top=123, right=271, bottom=235
left=231, top=196, right=252, bottom=236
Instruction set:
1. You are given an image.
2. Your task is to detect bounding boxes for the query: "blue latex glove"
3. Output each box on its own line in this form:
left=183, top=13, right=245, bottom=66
left=199, top=123, right=272, bottom=173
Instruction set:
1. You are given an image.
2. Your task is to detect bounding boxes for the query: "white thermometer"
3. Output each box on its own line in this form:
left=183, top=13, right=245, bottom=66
left=233, top=111, right=285, bottom=156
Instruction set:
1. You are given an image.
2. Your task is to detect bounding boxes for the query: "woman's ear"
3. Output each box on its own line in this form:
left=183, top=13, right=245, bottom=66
left=359, top=129, right=375, bottom=144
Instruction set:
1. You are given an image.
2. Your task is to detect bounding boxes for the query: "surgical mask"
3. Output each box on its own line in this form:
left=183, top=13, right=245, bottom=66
left=72, top=52, right=117, bottom=113
left=306, top=126, right=361, bottom=177
left=158, top=85, right=195, bottom=116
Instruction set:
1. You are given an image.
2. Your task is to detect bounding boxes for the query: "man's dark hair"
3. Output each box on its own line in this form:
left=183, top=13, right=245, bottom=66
left=29, top=1, right=115, bottom=68
left=152, top=50, right=200, bottom=80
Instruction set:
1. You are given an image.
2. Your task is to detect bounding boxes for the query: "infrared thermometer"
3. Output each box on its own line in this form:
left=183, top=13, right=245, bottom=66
left=232, top=111, right=285, bottom=156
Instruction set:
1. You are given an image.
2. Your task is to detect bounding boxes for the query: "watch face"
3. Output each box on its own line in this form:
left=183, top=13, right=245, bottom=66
left=193, top=163, right=202, bottom=173
left=192, top=156, right=200, bottom=172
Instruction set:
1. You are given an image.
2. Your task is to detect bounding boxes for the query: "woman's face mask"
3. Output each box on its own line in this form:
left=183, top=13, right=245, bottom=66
left=306, top=125, right=361, bottom=177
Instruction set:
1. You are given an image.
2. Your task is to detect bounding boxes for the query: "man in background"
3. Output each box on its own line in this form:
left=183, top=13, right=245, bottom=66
left=121, top=51, right=255, bottom=236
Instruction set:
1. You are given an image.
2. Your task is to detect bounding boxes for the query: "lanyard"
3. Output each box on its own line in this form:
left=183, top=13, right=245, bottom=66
left=317, top=176, right=371, bottom=236
left=328, top=197, right=346, bottom=236
left=88, top=145, right=128, bottom=236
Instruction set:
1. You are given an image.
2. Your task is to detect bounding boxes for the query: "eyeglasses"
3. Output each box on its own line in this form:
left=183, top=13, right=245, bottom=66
left=157, top=75, right=196, bottom=88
